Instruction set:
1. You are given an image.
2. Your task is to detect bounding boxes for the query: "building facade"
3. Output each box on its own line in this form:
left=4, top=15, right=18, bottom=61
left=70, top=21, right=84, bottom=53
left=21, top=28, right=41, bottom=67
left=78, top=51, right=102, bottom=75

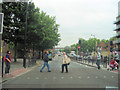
left=114, top=1, right=120, bottom=55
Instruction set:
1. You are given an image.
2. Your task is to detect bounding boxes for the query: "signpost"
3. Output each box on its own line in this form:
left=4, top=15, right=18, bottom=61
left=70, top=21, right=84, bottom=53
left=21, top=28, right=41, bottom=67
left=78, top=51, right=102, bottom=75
left=0, top=4, right=3, bottom=89
left=0, top=13, right=4, bottom=34
left=78, top=40, right=81, bottom=55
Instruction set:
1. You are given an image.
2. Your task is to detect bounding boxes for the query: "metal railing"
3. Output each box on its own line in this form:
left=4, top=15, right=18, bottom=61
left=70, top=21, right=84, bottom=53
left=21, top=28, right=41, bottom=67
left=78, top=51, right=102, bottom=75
left=70, top=56, right=111, bottom=68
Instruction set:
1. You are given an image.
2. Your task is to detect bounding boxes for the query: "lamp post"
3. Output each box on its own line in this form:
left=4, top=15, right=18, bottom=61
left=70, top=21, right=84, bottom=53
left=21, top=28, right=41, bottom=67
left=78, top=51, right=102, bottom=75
left=91, top=34, right=95, bottom=57
left=23, top=1, right=28, bottom=68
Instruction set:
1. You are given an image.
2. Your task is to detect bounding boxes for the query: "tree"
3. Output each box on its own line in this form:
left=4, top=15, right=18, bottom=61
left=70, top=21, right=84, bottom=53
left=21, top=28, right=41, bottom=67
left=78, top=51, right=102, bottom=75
left=2, top=2, right=26, bottom=62
left=64, top=46, right=71, bottom=53
left=2, top=2, right=61, bottom=61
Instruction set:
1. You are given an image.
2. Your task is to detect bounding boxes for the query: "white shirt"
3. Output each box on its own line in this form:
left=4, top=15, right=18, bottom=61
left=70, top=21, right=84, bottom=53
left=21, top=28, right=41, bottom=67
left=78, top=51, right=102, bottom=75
left=97, top=52, right=101, bottom=60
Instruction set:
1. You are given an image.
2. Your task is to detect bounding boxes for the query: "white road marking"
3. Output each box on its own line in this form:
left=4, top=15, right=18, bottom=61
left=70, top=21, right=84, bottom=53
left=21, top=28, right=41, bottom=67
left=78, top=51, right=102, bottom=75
left=36, top=77, right=39, bottom=79
left=106, top=86, right=118, bottom=89
left=53, top=77, right=56, bottom=79
left=61, top=77, right=64, bottom=79
left=104, top=76, right=106, bottom=78
left=44, top=77, right=47, bottom=79
left=70, top=76, right=73, bottom=79
left=96, top=76, right=98, bottom=78
left=27, top=77, right=30, bottom=79
left=12, top=77, right=16, bottom=78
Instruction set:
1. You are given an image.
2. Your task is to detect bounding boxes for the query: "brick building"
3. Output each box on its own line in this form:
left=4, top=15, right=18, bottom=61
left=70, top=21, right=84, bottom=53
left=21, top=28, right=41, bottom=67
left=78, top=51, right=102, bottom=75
left=97, top=41, right=107, bottom=51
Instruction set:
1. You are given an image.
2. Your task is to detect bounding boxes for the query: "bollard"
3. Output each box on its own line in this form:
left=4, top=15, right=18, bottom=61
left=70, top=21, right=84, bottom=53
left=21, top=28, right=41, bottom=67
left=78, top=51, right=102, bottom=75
left=2, top=57, right=4, bottom=77
left=92, top=59, right=93, bottom=65
left=108, top=58, right=110, bottom=65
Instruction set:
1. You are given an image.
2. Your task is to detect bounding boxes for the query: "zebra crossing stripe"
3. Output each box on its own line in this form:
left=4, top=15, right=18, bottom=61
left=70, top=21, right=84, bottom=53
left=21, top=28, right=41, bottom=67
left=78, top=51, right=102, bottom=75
left=106, top=86, right=118, bottom=89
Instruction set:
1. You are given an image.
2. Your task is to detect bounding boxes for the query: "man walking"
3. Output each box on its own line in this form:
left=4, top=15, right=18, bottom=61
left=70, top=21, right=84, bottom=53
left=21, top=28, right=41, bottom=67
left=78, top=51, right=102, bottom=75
left=40, top=51, right=51, bottom=72
left=5, top=50, right=11, bottom=75
left=96, top=51, right=101, bottom=70
left=114, top=51, right=119, bottom=70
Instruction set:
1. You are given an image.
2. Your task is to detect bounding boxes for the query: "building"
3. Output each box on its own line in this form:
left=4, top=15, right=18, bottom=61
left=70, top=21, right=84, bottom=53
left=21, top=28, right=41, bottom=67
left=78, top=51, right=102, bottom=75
left=97, top=41, right=106, bottom=52
left=114, top=1, right=120, bottom=55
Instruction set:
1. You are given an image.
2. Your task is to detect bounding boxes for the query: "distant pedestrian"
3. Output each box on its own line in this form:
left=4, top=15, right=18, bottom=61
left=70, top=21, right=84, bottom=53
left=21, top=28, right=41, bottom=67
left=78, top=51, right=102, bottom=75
left=96, top=51, right=101, bottom=70
left=4, top=50, right=11, bottom=75
left=114, top=51, right=119, bottom=64
left=61, top=52, right=69, bottom=73
left=40, top=51, right=51, bottom=72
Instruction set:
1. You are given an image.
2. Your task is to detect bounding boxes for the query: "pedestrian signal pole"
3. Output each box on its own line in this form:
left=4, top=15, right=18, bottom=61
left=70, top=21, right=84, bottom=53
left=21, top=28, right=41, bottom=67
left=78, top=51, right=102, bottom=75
left=78, top=40, right=81, bottom=55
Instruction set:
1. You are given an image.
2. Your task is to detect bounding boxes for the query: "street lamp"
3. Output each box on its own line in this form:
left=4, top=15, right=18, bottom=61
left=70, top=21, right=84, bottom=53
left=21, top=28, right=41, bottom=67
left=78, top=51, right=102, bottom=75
left=91, top=34, right=95, bottom=57
left=23, top=1, right=28, bottom=68
left=23, top=0, right=32, bottom=68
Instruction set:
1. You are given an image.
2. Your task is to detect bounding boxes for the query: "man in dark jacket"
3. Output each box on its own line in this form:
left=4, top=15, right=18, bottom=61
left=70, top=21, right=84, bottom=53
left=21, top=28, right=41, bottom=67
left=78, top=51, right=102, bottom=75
left=40, top=51, right=51, bottom=72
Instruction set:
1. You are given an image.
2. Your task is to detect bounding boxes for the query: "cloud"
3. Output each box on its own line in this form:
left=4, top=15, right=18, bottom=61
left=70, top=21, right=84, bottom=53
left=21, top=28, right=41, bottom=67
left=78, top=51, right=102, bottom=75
left=33, top=0, right=119, bottom=47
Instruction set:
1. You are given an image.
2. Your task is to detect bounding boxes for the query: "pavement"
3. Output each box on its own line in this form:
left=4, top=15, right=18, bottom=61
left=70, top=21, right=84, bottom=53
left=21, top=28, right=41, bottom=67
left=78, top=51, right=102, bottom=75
left=2, top=59, right=44, bottom=82
left=72, top=58, right=119, bottom=74
left=2, top=55, right=119, bottom=89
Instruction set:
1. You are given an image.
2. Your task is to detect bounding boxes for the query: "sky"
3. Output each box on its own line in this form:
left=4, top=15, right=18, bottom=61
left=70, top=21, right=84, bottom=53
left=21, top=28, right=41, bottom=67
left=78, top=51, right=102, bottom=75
left=33, top=0, right=119, bottom=47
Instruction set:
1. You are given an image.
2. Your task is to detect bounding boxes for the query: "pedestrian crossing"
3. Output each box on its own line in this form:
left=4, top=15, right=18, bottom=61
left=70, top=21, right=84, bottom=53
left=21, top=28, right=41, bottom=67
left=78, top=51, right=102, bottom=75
left=24, top=75, right=116, bottom=80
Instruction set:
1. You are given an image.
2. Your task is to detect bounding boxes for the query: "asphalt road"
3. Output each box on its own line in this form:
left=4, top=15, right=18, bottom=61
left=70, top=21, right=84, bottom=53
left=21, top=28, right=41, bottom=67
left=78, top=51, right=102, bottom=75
left=2, top=56, right=118, bottom=89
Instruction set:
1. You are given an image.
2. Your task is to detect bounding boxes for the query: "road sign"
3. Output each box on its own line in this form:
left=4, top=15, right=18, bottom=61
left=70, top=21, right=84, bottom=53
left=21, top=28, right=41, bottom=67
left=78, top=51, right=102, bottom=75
left=0, top=13, right=4, bottom=34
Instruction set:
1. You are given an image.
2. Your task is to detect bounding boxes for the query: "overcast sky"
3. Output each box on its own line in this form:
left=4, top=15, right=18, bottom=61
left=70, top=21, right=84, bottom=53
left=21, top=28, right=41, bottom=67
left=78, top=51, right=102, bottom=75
left=33, top=0, right=119, bottom=47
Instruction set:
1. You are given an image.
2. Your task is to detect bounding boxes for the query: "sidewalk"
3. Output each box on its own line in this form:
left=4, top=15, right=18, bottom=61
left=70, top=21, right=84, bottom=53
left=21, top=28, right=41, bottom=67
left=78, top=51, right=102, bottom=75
left=72, top=59, right=119, bottom=73
left=2, top=59, right=43, bottom=82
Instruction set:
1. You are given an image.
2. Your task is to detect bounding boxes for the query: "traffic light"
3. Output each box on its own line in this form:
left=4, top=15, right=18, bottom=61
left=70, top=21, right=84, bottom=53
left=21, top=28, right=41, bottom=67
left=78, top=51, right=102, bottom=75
left=79, top=40, right=81, bottom=45
left=110, top=41, right=113, bottom=46
left=110, top=47, right=113, bottom=52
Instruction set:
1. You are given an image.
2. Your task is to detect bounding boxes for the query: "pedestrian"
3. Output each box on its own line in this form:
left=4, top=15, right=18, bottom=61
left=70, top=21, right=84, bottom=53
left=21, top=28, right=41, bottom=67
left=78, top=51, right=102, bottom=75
left=61, top=52, right=69, bottom=73
left=96, top=51, right=101, bottom=70
left=40, top=51, right=51, bottom=72
left=114, top=51, right=119, bottom=70
left=114, top=51, right=119, bottom=64
left=4, top=50, right=11, bottom=75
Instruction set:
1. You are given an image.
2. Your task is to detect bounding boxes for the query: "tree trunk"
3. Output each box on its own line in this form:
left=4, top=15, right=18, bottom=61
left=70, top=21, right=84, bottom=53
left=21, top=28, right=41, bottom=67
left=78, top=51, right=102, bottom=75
left=33, top=46, right=34, bottom=57
left=42, top=50, right=44, bottom=60
left=38, top=49, right=41, bottom=59
left=14, top=42, right=17, bottom=62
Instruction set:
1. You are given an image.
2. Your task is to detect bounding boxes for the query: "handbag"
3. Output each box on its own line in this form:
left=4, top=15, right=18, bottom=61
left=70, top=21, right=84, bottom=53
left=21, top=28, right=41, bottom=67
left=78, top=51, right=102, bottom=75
left=66, top=58, right=71, bottom=65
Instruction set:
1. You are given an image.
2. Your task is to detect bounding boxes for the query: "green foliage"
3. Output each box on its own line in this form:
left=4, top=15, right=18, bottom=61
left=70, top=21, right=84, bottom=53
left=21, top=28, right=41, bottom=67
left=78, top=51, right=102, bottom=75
left=2, top=2, right=60, bottom=57
left=64, top=46, right=71, bottom=53
left=70, top=37, right=112, bottom=53
left=9, top=42, right=14, bottom=49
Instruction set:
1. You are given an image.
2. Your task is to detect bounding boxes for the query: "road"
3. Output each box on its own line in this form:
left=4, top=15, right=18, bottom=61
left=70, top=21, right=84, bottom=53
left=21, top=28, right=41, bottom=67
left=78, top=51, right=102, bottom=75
left=2, top=55, right=118, bottom=89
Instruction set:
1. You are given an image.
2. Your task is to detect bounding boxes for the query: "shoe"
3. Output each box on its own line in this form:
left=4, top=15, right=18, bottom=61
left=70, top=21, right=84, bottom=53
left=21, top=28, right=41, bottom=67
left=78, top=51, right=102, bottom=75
left=48, top=70, right=51, bottom=72
left=40, top=71, right=42, bottom=72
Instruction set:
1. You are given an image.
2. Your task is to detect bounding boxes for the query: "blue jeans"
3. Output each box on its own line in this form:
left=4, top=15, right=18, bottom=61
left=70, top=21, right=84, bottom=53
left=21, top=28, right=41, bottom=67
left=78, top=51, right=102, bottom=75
left=40, top=62, right=50, bottom=72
